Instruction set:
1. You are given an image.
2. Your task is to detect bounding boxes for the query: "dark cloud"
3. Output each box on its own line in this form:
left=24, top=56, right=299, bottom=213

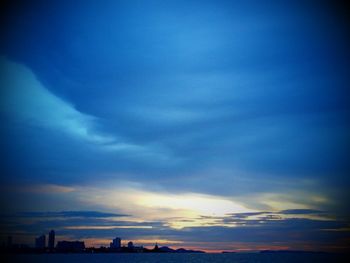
left=279, top=209, right=326, bottom=215
left=11, top=211, right=129, bottom=218
left=226, top=212, right=269, bottom=218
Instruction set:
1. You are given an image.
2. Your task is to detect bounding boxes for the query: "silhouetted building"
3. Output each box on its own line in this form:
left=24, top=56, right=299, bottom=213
left=110, top=237, right=121, bottom=249
left=35, top=235, right=46, bottom=249
left=153, top=242, right=159, bottom=251
left=48, top=230, right=55, bottom=250
left=127, top=241, right=134, bottom=249
left=56, top=241, right=85, bottom=252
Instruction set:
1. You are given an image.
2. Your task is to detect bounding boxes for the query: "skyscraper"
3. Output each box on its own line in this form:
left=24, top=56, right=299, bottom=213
left=110, top=237, right=121, bottom=249
left=48, top=230, right=55, bottom=250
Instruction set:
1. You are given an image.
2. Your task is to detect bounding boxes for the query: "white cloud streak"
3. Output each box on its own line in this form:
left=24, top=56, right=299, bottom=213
left=0, top=57, right=115, bottom=144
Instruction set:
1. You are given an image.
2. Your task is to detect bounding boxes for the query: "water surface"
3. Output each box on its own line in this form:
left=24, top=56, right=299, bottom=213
left=3, top=252, right=349, bottom=263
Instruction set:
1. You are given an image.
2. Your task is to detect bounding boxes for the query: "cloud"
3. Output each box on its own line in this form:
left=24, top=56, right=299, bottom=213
left=0, top=57, right=177, bottom=165
left=70, top=183, right=256, bottom=225
left=64, top=225, right=152, bottom=230
left=12, top=211, right=129, bottom=218
left=0, top=57, right=169, bottom=161
left=279, top=209, right=326, bottom=215
left=11, top=184, right=75, bottom=194
left=0, top=57, right=115, bottom=145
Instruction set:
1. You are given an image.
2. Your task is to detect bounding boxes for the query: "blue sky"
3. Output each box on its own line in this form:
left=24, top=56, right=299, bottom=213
left=1, top=0, right=349, bottom=252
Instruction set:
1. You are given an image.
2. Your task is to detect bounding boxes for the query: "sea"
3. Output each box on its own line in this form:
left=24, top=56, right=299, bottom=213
left=2, top=252, right=349, bottom=263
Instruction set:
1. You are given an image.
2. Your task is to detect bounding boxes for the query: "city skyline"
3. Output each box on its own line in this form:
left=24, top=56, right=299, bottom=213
left=1, top=0, right=350, bottom=253
left=5, top=230, right=210, bottom=254
left=7, top=231, right=202, bottom=253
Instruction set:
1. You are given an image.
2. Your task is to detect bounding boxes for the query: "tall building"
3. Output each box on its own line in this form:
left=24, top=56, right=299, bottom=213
left=48, top=230, right=55, bottom=250
left=127, top=241, right=134, bottom=249
left=35, top=235, right=46, bottom=249
left=110, top=237, right=121, bottom=249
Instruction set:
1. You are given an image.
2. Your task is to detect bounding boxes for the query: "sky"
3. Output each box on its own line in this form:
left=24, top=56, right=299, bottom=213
left=0, top=0, right=350, bottom=252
